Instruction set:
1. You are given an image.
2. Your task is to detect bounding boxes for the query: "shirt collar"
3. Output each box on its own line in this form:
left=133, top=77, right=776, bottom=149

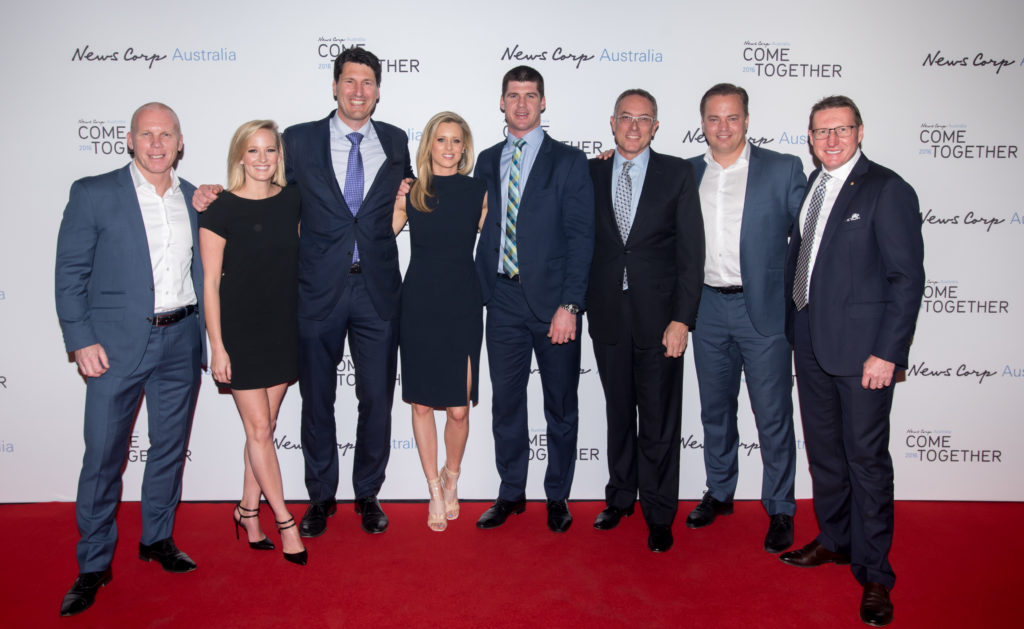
left=822, top=148, right=861, bottom=182
left=613, top=146, right=651, bottom=171
left=506, top=125, right=545, bottom=150
left=703, top=139, right=750, bottom=170
left=129, top=160, right=180, bottom=194
left=330, top=112, right=374, bottom=139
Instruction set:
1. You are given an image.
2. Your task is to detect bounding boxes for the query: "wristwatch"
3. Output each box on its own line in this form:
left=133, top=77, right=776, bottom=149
left=559, top=303, right=581, bottom=315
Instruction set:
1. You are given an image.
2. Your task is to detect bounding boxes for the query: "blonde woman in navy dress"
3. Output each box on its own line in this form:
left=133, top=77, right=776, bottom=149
left=199, top=120, right=305, bottom=564
left=393, top=112, right=487, bottom=531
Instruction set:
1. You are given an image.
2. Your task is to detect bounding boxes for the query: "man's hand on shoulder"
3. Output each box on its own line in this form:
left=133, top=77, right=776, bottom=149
left=396, top=177, right=414, bottom=200
left=74, top=343, right=109, bottom=378
left=192, top=184, right=224, bottom=212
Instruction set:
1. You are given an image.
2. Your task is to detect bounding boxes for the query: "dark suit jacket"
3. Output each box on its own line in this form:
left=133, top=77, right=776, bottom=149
left=55, top=164, right=206, bottom=376
left=474, top=132, right=594, bottom=321
left=283, top=112, right=413, bottom=321
left=586, top=149, right=704, bottom=347
left=784, top=154, right=925, bottom=375
left=689, top=143, right=806, bottom=337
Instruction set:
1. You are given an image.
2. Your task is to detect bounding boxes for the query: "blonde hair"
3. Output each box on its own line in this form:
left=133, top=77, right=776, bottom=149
left=410, top=111, right=475, bottom=212
left=226, top=120, right=287, bottom=191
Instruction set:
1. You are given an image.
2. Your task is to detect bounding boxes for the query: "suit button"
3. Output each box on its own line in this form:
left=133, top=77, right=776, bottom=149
left=353, top=218, right=358, bottom=224
left=624, top=249, right=630, bottom=254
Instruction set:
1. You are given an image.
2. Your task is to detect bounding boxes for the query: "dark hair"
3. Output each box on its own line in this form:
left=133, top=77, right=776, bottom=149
left=613, top=88, right=658, bottom=119
left=501, top=65, right=544, bottom=98
left=808, top=95, right=863, bottom=130
left=333, top=47, right=382, bottom=86
left=699, top=83, right=749, bottom=117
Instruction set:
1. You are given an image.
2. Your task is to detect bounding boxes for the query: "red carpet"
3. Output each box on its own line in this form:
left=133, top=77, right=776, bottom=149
left=2, top=500, right=1021, bottom=628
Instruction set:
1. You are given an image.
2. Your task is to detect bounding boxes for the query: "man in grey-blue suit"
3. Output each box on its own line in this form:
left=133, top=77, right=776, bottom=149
left=685, top=84, right=806, bottom=553
left=55, top=103, right=205, bottom=617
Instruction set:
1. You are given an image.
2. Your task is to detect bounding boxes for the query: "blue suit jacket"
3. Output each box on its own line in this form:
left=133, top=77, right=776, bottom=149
left=689, top=143, right=806, bottom=336
left=784, top=154, right=925, bottom=375
left=474, top=132, right=594, bottom=321
left=283, top=112, right=413, bottom=321
left=55, top=164, right=206, bottom=376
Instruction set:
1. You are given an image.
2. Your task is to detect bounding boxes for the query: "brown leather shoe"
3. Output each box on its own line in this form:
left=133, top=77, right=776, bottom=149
left=859, top=582, right=893, bottom=627
left=779, top=539, right=850, bottom=567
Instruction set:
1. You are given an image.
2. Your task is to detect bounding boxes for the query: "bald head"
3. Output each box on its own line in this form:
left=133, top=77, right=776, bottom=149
left=130, top=102, right=180, bottom=134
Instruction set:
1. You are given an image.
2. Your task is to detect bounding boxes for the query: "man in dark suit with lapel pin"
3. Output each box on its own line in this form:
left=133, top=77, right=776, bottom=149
left=780, top=95, right=924, bottom=628
left=685, top=84, right=807, bottom=554
left=56, top=102, right=206, bottom=616
left=474, top=65, right=594, bottom=533
left=193, top=48, right=413, bottom=537
left=586, top=89, right=704, bottom=552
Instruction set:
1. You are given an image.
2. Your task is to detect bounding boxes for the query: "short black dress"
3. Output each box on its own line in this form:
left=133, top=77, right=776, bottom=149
left=399, top=174, right=486, bottom=407
left=199, top=186, right=300, bottom=390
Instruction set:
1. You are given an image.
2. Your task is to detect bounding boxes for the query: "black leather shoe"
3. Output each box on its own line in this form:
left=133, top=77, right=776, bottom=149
left=476, top=498, right=526, bottom=529
left=354, top=496, right=388, bottom=534
left=685, top=492, right=734, bottom=529
left=138, top=538, right=196, bottom=573
left=546, top=499, right=572, bottom=533
left=299, top=498, right=337, bottom=538
left=779, top=539, right=851, bottom=567
left=764, top=513, right=794, bottom=553
left=859, top=582, right=894, bottom=627
left=647, top=525, right=673, bottom=553
left=593, top=504, right=634, bottom=530
left=59, top=568, right=111, bottom=616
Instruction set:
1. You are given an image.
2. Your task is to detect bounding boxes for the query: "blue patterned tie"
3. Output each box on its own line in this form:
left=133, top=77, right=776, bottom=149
left=503, top=138, right=525, bottom=276
left=614, top=161, right=633, bottom=289
left=793, top=171, right=831, bottom=310
left=344, top=132, right=364, bottom=264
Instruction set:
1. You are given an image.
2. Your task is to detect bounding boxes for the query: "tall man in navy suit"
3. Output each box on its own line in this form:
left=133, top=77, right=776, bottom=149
left=780, top=96, right=924, bottom=628
left=587, top=89, right=704, bottom=553
left=193, top=48, right=413, bottom=537
left=56, top=103, right=205, bottom=617
left=684, top=84, right=806, bottom=554
left=474, top=65, right=594, bottom=533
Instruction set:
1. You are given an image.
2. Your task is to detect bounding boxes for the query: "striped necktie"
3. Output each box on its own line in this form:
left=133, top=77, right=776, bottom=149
left=503, top=138, right=526, bottom=276
left=792, top=171, right=831, bottom=310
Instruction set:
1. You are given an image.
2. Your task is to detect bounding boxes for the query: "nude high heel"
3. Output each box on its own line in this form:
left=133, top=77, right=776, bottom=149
left=440, top=466, right=460, bottom=520
left=427, top=478, right=447, bottom=532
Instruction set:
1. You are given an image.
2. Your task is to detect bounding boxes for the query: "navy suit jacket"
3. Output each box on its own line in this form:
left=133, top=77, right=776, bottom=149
left=587, top=149, right=704, bottom=347
left=689, top=143, right=806, bottom=337
left=474, top=132, right=594, bottom=321
left=784, top=154, right=925, bottom=375
left=55, top=164, right=206, bottom=376
left=283, top=112, right=413, bottom=321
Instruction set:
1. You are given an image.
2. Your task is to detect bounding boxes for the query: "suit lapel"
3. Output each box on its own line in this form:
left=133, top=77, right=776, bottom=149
left=318, top=113, right=350, bottom=213
left=629, top=150, right=662, bottom=242
left=519, top=132, right=552, bottom=208
left=740, top=143, right=764, bottom=248
left=817, top=154, right=868, bottom=255
left=365, top=119, right=392, bottom=198
left=117, top=165, right=153, bottom=272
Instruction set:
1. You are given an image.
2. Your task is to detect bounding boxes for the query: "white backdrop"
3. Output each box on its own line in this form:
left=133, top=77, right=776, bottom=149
left=1, top=0, right=1021, bottom=503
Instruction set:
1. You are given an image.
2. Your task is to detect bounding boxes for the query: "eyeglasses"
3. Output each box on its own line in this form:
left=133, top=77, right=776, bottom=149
left=810, top=125, right=859, bottom=140
left=615, top=114, right=656, bottom=127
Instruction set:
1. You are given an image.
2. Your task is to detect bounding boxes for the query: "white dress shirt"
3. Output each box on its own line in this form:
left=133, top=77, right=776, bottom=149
left=130, top=161, right=196, bottom=313
left=699, top=141, right=750, bottom=287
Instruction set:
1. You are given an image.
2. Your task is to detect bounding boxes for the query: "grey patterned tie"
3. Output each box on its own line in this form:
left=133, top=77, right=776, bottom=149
left=792, top=171, right=831, bottom=310
left=614, top=162, right=633, bottom=289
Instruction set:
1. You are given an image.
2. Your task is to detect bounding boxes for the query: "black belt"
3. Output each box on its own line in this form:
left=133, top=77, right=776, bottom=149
left=497, top=272, right=520, bottom=282
left=350, top=263, right=362, bottom=274
left=706, top=284, right=743, bottom=294
left=150, top=304, right=197, bottom=326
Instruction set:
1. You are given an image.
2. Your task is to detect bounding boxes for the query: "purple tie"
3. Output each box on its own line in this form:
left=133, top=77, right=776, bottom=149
left=344, top=132, right=364, bottom=263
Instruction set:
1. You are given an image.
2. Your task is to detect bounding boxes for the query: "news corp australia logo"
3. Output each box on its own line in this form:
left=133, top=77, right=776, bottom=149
left=741, top=40, right=842, bottom=78
left=71, top=44, right=237, bottom=69
left=499, top=43, right=665, bottom=69
left=314, top=36, right=420, bottom=74
left=921, top=49, right=1021, bottom=75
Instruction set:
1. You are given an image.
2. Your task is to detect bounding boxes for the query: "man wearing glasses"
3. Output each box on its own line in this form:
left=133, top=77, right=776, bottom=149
left=684, top=84, right=807, bottom=554
left=781, top=95, right=924, bottom=627
left=586, top=89, right=704, bottom=552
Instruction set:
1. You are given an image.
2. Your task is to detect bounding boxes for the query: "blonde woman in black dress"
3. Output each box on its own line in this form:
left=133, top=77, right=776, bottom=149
left=199, top=120, right=305, bottom=564
left=393, top=112, right=487, bottom=531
